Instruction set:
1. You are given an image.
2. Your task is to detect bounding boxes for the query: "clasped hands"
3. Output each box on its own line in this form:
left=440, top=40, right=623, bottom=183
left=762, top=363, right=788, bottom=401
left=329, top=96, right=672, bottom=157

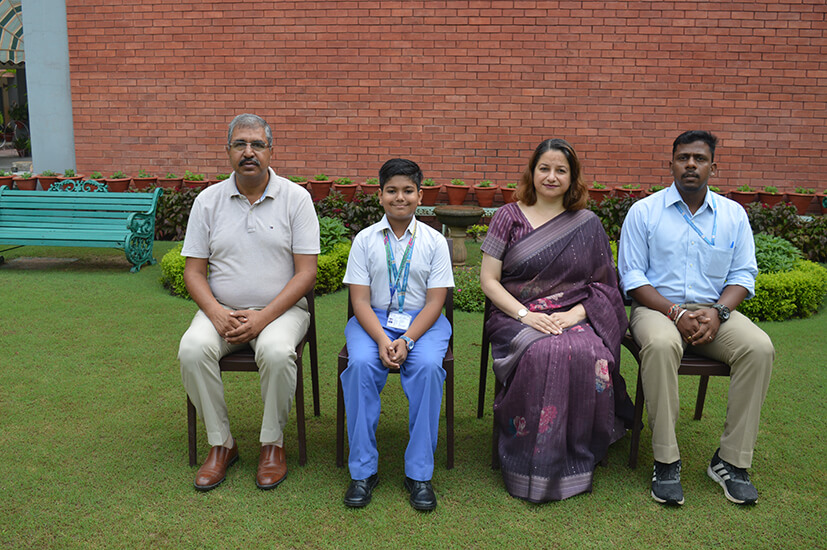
left=676, top=308, right=720, bottom=345
left=379, top=337, right=409, bottom=370
left=521, top=304, right=587, bottom=335
left=211, top=309, right=267, bottom=345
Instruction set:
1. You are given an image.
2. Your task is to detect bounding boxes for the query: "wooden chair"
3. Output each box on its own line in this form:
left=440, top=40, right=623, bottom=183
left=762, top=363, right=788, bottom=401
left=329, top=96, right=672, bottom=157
left=477, top=297, right=732, bottom=470
left=187, top=291, right=320, bottom=467
left=335, top=240, right=455, bottom=470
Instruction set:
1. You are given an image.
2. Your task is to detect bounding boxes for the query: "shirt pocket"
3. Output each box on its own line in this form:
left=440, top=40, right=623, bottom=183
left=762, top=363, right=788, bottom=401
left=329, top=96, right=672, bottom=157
left=701, top=245, right=735, bottom=280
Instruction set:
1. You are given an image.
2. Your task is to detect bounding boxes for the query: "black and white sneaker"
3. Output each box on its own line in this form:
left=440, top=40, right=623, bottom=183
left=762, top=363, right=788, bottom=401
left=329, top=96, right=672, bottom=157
left=651, top=460, right=684, bottom=505
left=707, top=449, right=758, bottom=505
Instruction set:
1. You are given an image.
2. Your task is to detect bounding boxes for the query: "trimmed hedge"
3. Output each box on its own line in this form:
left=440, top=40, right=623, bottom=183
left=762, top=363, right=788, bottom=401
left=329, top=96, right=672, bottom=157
left=739, top=259, right=827, bottom=322
left=453, top=265, right=486, bottom=313
left=160, top=240, right=352, bottom=299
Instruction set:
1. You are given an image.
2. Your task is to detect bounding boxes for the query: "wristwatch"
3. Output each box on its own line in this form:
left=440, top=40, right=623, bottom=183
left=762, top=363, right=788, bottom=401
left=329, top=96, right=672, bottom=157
left=712, top=303, right=731, bottom=322
left=517, top=308, right=528, bottom=322
left=400, top=335, right=415, bottom=351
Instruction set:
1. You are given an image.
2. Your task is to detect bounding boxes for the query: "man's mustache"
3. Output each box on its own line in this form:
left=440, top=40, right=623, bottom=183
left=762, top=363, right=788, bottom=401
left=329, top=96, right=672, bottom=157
left=241, top=158, right=260, bottom=166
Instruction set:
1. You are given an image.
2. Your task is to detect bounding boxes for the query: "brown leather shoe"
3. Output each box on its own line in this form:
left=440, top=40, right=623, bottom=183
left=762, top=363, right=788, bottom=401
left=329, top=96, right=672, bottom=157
left=256, top=444, right=288, bottom=489
left=194, top=443, right=239, bottom=491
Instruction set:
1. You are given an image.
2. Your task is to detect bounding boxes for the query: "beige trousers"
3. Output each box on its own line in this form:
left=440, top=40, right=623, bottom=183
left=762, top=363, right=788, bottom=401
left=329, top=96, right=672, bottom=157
left=178, top=300, right=310, bottom=447
left=630, top=303, right=774, bottom=468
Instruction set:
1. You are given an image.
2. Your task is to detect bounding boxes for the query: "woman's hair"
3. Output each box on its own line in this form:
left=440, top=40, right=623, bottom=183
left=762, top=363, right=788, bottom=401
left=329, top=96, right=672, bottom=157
left=515, top=138, right=588, bottom=210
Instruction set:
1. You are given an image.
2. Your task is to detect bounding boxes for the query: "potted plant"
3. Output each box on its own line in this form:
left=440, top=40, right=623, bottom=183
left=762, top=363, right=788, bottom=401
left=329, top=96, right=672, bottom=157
left=729, top=184, right=757, bottom=208
left=360, top=177, right=380, bottom=195
left=0, top=169, right=12, bottom=188
left=37, top=170, right=60, bottom=190
left=786, top=187, right=816, bottom=215
left=646, top=184, right=665, bottom=196
left=332, top=176, right=358, bottom=201
left=709, top=185, right=722, bottom=194
left=13, top=171, right=36, bottom=190
left=758, top=185, right=784, bottom=208
left=445, top=178, right=470, bottom=205
left=105, top=171, right=131, bottom=192
left=500, top=182, right=518, bottom=203
left=157, top=172, right=183, bottom=190
left=288, top=175, right=308, bottom=189
left=420, top=178, right=441, bottom=206
left=821, top=189, right=827, bottom=215
left=614, top=182, right=644, bottom=199
left=588, top=182, right=611, bottom=204
left=215, top=173, right=231, bottom=185
left=13, top=135, right=29, bottom=157
left=309, top=173, right=332, bottom=201
left=89, top=171, right=104, bottom=183
left=58, top=168, right=85, bottom=182
left=183, top=170, right=207, bottom=190
left=473, top=180, right=497, bottom=208
left=133, top=169, right=157, bottom=189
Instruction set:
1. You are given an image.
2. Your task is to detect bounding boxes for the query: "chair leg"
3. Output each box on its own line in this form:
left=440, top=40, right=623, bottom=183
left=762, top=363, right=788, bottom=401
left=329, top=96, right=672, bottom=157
left=295, top=357, right=307, bottom=466
left=310, top=334, right=320, bottom=418
left=187, top=396, right=198, bottom=467
left=694, top=375, right=710, bottom=421
left=445, top=358, right=454, bottom=470
left=491, top=378, right=502, bottom=470
left=628, top=367, right=645, bottom=469
left=336, top=357, right=346, bottom=468
left=477, top=336, right=489, bottom=418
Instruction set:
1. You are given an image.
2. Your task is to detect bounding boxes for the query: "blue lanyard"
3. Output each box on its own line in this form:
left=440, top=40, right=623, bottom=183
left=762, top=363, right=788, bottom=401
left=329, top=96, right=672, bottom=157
left=674, top=194, right=717, bottom=247
left=382, top=221, right=417, bottom=313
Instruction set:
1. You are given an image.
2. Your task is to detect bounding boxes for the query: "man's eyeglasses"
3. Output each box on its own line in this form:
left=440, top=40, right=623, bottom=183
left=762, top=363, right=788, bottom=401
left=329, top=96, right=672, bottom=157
left=229, top=140, right=269, bottom=152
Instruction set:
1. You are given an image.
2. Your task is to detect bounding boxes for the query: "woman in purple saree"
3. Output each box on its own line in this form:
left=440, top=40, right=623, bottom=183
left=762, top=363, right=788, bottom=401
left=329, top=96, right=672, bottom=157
left=480, top=139, right=633, bottom=502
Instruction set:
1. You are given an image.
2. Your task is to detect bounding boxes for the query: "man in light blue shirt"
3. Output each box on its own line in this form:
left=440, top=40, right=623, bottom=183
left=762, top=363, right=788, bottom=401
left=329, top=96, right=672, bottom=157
left=618, top=131, right=773, bottom=507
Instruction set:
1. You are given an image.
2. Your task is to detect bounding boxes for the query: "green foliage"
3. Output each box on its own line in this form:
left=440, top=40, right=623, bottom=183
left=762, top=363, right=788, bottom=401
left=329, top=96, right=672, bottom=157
left=453, top=265, right=486, bottom=312
left=709, top=186, right=721, bottom=192
left=216, top=173, right=230, bottom=181
left=313, top=173, right=328, bottom=181
left=314, top=190, right=383, bottom=237
left=137, top=169, right=152, bottom=177
left=334, top=177, right=353, bottom=185
left=40, top=170, right=58, bottom=177
left=0, top=169, right=11, bottom=176
left=184, top=170, right=205, bottom=181
left=90, top=171, right=103, bottom=179
left=151, top=187, right=201, bottom=240
left=754, top=233, right=801, bottom=273
left=110, top=171, right=127, bottom=179
left=288, top=175, right=307, bottom=183
left=316, top=241, right=351, bottom=294
left=165, top=172, right=178, bottom=179
left=736, top=184, right=754, bottom=192
left=18, top=172, right=32, bottom=179
left=505, top=182, right=518, bottom=188
left=621, top=183, right=641, bottom=189
left=746, top=202, right=827, bottom=262
left=795, top=187, right=815, bottom=194
left=450, top=179, right=467, bottom=186
left=763, top=186, right=778, bottom=194
left=159, top=242, right=190, bottom=299
left=587, top=196, right=636, bottom=241
left=591, top=182, right=606, bottom=189
left=739, top=260, right=827, bottom=322
left=467, top=224, right=488, bottom=242
left=651, top=185, right=665, bottom=192
left=319, top=216, right=350, bottom=255
left=365, top=177, right=379, bottom=185
left=477, top=180, right=493, bottom=188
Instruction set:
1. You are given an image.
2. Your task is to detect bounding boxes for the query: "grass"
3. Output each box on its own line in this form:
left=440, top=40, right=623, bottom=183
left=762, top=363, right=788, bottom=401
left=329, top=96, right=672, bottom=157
left=0, top=242, right=825, bottom=549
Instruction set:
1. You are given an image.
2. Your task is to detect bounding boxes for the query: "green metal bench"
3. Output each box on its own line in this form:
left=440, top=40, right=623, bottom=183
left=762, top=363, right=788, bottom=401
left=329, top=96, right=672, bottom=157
left=0, top=180, right=164, bottom=272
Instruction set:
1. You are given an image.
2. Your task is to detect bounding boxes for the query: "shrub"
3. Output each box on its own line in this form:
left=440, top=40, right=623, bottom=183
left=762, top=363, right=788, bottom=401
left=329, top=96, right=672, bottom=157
left=588, top=196, right=637, bottom=241
left=453, top=265, right=486, bottom=312
left=160, top=243, right=190, bottom=299
left=151, top=187, right=201, bottom=241
left=315, top=190, right=383, bottom=237
left=739, top=259, right=827, bottom=322
left=754, top=233, right=801, bottom=273
left=746, top=202, right=827, bottom=262
left=319, top=216, right=349, bottom=255
left=467, top=224, right=488, bottom=242
left=316, top=241, right=351, bottom=294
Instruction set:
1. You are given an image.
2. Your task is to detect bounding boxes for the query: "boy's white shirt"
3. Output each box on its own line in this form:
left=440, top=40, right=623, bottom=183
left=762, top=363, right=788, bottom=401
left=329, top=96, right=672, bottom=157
left=342, top=214, right=454, bottom=313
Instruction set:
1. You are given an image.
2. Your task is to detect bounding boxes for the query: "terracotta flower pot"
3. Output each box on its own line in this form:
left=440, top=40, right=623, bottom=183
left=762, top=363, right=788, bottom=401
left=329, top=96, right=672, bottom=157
left=473, top=185, right=496, bottom=208
left=183, top=180, right=208, bottom=191
left=444, top=184, right=469, bottom=206
left=309, top=180, right=332, bottom=201
left=757, top=192, right=785, bottom=208
left=500, top=186, right=518, bottom=204
left=785, top=193, right=815, bottom=215
left=728, top=190, right=757, bottom=209
left=0, top=175, right=13, bottom=188
left=359, top=182, right=380, bottom=195
left=58, top=174, right=86, bottom=182
left=105, top=178, right=131, bottom=192
left=588, top=188, right=611, bottom=204
left=132, top=176, right=157, bottom=189
left=13, top=176, right=37, bottom=190
left=613, top=186, right=644, bottom=199
left=157, top=177, right=183, bottom=190
left=420, top=185, right=441, bottom=206
left=37, top=176, right=60, bottom=190
left=333, top=183, right=358, bottom=201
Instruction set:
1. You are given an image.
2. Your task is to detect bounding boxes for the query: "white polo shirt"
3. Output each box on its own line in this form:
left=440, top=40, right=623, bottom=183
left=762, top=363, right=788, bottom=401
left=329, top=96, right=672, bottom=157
left=181, top=168, right=320, bottom=310
left=343, top=215, right=454, bottom=313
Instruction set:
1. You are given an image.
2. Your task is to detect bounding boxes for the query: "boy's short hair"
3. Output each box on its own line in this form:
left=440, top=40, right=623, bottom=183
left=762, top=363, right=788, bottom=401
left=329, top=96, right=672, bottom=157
left=379, top=158, right=423, bottom=189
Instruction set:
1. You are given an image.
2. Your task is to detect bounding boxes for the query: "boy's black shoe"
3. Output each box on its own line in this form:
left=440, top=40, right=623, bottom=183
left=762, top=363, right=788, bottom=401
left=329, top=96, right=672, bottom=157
left=651, top=459, right=684, bottom=505
left=404, top=477, right=437, bottom=511
left=344, top=473, right=379, bottom=508
left=707, top=449, right=758, bottom=505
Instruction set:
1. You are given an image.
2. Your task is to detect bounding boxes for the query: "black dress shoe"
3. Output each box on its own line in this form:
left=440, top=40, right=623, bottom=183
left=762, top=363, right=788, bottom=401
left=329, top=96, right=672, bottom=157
left=344, top=473, right=379, bottom=508
left=404, top=477, right=437, bottom=511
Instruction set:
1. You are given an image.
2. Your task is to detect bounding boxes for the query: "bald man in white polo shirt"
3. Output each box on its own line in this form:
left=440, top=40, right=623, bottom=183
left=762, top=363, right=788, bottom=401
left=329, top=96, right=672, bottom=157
left=178, top=114, right=319, bottom=492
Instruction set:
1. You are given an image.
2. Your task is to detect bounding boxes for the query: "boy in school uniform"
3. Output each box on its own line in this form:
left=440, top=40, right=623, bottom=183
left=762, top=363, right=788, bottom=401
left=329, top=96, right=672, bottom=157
left=340, top=158, right=454, bottom=511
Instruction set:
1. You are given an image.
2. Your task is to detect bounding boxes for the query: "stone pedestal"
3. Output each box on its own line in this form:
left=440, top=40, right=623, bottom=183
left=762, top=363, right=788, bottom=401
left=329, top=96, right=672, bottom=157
left=434, top=205, right=484, bottom=266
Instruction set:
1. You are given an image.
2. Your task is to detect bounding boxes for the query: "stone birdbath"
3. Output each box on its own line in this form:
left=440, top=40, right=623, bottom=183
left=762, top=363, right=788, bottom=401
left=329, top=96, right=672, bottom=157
left=434, top=204, right=484, bottom=266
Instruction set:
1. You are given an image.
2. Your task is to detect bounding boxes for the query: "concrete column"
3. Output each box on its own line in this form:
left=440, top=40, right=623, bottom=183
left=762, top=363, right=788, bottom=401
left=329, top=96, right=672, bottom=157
left=20, top=0, right=76, bottom=173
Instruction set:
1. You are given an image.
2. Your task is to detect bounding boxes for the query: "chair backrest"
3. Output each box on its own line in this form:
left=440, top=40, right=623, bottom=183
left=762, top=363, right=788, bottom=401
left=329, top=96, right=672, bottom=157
left=344, top=238, right=454, bottom=347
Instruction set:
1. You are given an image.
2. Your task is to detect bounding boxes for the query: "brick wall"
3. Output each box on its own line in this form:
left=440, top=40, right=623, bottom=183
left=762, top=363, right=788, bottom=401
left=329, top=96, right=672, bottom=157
left=65, top=1, right=827, bottom=193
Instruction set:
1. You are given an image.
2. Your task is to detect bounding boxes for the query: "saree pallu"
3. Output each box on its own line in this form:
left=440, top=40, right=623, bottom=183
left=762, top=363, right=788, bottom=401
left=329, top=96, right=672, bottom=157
left=482, top=206, right=633, bottom=502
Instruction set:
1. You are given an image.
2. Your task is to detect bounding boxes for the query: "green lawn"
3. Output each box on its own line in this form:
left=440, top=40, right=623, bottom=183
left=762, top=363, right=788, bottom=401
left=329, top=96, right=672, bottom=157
left=0, top=242, right=824, bottom=549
